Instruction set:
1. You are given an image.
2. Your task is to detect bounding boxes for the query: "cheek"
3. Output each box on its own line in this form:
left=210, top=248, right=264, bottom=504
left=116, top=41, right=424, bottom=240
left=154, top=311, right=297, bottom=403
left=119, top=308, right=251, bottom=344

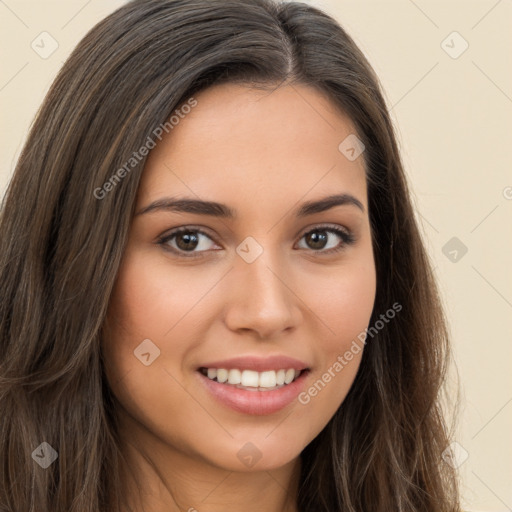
left=104, top=250, right=213, bottom=351
left=101, top=248, right=227, bottom=416
left=101, top=252, right=213, bottom=447
left=305, top=253, right=377, bottom=349
left=101, top=251, right=181, bottom=387
left=295, top=256, right=376, bottom=424
left=327, top=265, right=376, bottom=339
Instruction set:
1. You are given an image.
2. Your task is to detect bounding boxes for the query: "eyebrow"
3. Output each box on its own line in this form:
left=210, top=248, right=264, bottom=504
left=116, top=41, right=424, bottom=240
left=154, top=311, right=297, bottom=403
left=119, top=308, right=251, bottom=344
left=135, top=193, right=365, bottom=218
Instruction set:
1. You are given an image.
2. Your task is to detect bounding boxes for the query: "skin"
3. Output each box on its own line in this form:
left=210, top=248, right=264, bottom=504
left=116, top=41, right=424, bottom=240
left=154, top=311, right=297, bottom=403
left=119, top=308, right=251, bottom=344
left=102, top=82, right=377, bottom=512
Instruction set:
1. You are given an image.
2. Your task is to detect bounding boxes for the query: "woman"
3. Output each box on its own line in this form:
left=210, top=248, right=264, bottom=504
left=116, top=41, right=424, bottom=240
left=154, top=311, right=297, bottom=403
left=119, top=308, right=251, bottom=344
left=0, top=0, right=460, bottom=510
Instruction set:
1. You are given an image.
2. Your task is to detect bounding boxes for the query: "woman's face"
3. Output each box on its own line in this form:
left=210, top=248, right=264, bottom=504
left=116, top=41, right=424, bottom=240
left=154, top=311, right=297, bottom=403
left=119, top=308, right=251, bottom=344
left=103, top=82, right=376, bottom=472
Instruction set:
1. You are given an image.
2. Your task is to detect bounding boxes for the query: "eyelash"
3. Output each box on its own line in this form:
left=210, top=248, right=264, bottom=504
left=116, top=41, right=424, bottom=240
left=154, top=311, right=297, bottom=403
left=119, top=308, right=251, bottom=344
left=157, top=224, right=356, bottom=259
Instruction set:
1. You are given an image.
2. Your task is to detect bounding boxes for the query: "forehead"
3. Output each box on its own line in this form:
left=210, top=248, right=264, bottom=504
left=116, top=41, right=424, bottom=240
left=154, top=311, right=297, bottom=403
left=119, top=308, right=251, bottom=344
left=138, top=83, right=368, bottom=215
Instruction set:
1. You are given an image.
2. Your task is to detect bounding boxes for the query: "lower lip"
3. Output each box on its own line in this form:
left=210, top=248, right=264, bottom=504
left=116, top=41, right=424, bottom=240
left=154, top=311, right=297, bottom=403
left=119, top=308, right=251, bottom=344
left=197, top=370, right=309, bottom=415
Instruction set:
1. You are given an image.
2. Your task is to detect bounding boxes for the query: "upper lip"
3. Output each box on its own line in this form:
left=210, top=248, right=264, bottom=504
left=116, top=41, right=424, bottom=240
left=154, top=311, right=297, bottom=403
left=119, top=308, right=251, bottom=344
left=198, top=355, right=310, bottom=372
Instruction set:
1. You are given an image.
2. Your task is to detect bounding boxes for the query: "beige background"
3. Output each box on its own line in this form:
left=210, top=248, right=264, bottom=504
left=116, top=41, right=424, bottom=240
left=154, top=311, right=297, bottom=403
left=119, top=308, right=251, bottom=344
left=1, top=1, right=511, bottom=509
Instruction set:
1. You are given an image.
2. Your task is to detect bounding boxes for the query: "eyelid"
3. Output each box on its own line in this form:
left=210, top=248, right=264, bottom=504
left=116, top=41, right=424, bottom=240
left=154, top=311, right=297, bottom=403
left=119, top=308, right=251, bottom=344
left=296, top=222, right=352, bottom=240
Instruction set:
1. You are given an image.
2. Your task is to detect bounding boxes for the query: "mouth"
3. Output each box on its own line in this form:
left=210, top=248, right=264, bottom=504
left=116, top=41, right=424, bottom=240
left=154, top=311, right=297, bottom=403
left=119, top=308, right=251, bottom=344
left=198, top=367, right=308, bottom=392
left=196, top=366, right=311, bottom=415
left=195, top=354, right=312, bottom=415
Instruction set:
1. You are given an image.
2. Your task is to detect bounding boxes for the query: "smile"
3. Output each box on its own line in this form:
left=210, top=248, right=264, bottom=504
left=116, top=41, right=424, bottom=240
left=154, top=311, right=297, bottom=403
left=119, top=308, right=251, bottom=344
left=199, top=367, right=303, bottom=391
left=197, top=367, right=310, bottom=415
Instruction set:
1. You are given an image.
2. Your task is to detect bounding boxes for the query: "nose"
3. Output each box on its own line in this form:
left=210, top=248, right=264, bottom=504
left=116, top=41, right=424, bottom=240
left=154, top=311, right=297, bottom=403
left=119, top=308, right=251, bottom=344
left=223, top=248, right=303, bottom=339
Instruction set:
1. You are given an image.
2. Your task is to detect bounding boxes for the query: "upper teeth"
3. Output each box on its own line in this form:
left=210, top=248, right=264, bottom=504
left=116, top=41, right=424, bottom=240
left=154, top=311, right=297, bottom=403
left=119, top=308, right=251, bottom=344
left=203, top=368, right=301, bottom=388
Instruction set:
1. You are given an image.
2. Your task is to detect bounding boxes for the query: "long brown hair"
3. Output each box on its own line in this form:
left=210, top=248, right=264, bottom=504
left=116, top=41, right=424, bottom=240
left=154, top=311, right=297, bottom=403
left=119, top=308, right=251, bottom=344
left=0, top=0, right=460, bottom=510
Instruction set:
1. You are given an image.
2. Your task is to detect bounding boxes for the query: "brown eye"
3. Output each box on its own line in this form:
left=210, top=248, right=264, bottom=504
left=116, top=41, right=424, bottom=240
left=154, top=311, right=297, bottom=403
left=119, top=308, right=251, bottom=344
left=175, top=231, right=200, bottom=251
left=158, top=228, right=218, bottom=257
left=304, top=230, right=329, bottom=250
left=297, top=225, right=355, bottom=254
